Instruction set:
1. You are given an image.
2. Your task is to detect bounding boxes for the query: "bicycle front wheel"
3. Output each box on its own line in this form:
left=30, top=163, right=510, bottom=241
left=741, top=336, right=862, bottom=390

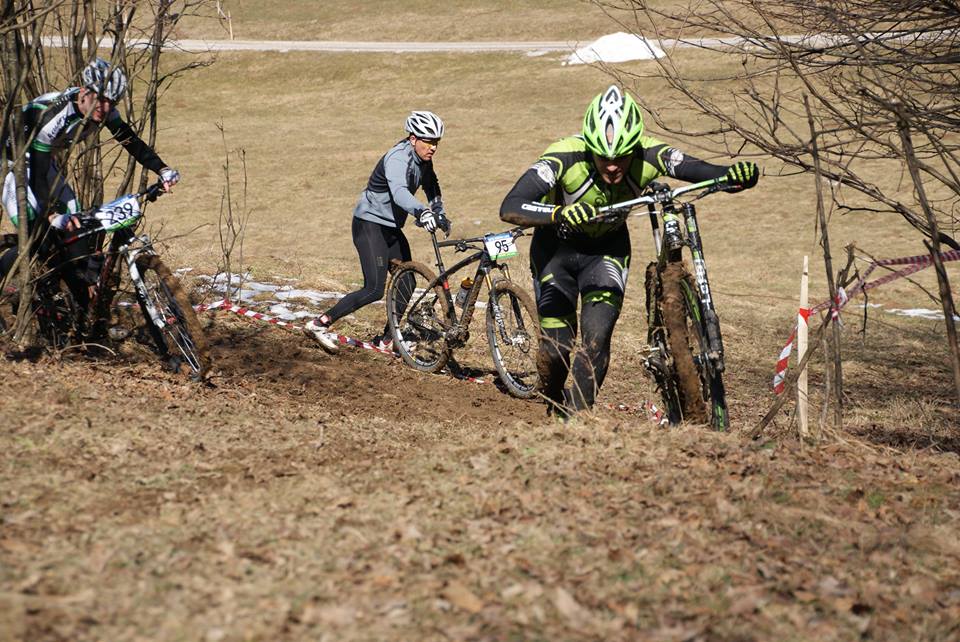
left=135, top=255, right=210, bottom=378
left=659, top=262, right=728, bottom=429
left=386, top=260, right=451, bottom=373
left=486, top=280, right=540, bottom=399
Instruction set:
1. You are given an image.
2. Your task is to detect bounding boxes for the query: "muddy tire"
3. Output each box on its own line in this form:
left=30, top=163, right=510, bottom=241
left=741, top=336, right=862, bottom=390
left=486, top=279, right=540, bottom=399
left=135, top=255, right=210, bottom=379
left=386, top=260, right=451, bottom=373
left=647, top=261, right=728, bottom=429
left=659, top=263, right=709, bottom=423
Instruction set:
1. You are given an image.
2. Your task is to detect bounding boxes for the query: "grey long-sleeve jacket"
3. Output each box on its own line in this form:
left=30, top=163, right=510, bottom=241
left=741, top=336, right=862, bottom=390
left=353, top=139, right=441, bottom=229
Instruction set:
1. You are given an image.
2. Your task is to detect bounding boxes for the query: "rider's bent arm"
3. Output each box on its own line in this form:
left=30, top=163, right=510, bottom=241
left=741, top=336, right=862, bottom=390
left=384, top=147, right=428, bottom=215
left=105, top=111, right=166, bottom=174
left=499, top=157, right=561, bottom=227
left=646, top=144, right=728, bottom=184
left=421, top=162, right=442, bottom=205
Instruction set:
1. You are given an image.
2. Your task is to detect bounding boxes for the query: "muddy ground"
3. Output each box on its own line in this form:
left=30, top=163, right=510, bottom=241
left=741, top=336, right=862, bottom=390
left=2, top=307, right=959, bottom=642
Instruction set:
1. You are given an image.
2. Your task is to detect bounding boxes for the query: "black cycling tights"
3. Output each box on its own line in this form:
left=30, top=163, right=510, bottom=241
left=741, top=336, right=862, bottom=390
left=324, top=217, right=413, bottom=335
left=538, top=299, right=620, bottom=413
left=0, top=226, right=93, bottom=315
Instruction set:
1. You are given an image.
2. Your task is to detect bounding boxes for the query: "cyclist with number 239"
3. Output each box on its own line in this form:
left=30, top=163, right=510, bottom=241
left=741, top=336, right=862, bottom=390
left=499, top=85, right=759, bottom=418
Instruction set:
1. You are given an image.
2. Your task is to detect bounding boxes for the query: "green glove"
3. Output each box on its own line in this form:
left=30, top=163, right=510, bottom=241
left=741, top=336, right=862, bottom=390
left=725, top=161, right=759, bottom=190
left=551, top=202, right=598, bottom=230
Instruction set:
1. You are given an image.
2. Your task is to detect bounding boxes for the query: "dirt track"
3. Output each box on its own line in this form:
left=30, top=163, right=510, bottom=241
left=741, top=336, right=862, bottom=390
left=3, top=310, right=960, bottom=641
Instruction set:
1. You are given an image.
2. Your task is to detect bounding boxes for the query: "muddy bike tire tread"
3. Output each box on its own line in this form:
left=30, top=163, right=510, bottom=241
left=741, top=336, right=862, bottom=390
left=485, top=279, right=540, bottom=399
left=135, top=255, right=211, bottom=378
left=386, top=260, right=451, bottom=374
left=659, top=262, right=710, bottom=424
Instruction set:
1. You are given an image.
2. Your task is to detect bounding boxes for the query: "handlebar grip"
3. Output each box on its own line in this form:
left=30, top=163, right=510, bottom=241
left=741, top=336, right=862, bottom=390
left=145, top=180, right=164, bottom=202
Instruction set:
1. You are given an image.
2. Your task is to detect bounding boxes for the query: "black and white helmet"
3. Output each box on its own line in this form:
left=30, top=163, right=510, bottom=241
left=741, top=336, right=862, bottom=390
left=405, top=111, right=444, bottom=139
left=81, top=58, right=127, bottom=102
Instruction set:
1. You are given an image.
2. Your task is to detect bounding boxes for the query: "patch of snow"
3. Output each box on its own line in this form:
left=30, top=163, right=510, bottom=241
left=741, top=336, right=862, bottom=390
left=564, top=32, right=665, bottom=66
left=268, top=304, right=319, bottom=321
left=887, top=308, right=960, bottom=321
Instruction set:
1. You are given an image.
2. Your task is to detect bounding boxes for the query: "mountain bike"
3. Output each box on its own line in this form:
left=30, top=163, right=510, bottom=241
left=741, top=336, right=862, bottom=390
left=385, top=226, right=540, bottom=398
left=0, top=180, right=210, bottom=378
left=599, top=177, right=735, bottom=429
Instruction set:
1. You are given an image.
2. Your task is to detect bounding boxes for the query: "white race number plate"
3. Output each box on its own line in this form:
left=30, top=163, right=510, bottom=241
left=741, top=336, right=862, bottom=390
left=483, top=232, right=517, bottom=260
left=93, top=194, right=142, bottom=231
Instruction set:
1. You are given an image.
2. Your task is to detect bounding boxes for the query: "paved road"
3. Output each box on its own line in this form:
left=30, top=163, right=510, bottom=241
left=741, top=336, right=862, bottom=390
left=42, top=33, right=902, bottom=54
left=41, top=35, right=758, bottom=54
left=42, top=35, right=581, bottom=53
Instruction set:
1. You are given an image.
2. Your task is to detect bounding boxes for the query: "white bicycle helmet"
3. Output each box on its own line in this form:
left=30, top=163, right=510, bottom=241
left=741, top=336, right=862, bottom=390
left=81, top=58, right=127, bottom=102
left=405, top=111, right=444, bottom=139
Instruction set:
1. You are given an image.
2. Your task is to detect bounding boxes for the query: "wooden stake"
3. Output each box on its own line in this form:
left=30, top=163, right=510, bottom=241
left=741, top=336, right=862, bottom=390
left=798, top=255, right=809, bottom=439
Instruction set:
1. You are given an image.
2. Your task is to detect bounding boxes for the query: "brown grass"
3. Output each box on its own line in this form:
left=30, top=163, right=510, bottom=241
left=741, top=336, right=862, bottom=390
left=2, top=7, right=960, bottom=641
left=171, top=0, right=684, bottom=42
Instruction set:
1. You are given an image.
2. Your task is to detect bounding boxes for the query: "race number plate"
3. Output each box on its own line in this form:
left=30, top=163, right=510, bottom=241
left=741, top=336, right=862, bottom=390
left=483, top=232, right=517, bottom=260
left=93, top=194, right=142, bottom=231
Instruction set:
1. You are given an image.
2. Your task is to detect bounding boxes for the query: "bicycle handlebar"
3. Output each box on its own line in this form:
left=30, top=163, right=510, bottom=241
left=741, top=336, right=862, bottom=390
left=436, top=225, right=527, bottom=252
left=596, top=176, right=732, bottom=218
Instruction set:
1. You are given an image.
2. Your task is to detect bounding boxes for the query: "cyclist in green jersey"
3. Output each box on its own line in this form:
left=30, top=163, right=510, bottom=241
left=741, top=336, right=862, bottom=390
left=500, top=85, right=759, bottom=416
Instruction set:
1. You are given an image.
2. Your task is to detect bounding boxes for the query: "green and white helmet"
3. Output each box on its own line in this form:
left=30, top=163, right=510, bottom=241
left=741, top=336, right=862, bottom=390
left=581, top=85, right=644, bottom=159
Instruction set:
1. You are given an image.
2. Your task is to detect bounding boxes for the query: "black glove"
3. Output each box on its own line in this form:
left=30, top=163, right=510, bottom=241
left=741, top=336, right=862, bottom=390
left=551, top=202, right=598, bottom=231
left=437, top=213, right=451, bottom=236
left=725, top=161, right=759, bottom=191
left=430, top=198, right=451, bottom=236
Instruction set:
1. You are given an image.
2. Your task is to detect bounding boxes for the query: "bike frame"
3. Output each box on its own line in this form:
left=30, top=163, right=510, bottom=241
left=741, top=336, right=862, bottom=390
left=65, top=182, right=168, bottom=337
left=420, top=228, right=524, bottom=346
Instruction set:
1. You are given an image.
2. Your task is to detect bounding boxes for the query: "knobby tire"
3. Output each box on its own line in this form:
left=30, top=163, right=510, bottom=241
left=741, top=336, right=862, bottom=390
left=650, top=261, right=728, bottom=429
left=135, top=255, right=210, bottom=378
left=386, top=260, right=451, bottom=373
left=485, top=279, right=540, bottom=399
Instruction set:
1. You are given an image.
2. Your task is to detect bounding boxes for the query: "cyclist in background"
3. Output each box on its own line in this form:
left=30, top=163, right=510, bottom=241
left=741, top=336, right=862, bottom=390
left=500, top=85, right=759, bottom=417
left=1, top=58, right=180, bottom=307
left=304, top=110, right=451, bottom=354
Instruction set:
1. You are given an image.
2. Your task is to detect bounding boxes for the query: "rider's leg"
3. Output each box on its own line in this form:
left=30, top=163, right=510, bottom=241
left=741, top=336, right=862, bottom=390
left=379, top=228, right=412, bottom=341
left=567, top=249, right=630, bottom=411
left=538, top=314, right=577, bottom=412
left=530, top=231, right=580, bottom=413
left=320, top=217, right=393, bottom=325
left=568, top=292, right=621, bottom=410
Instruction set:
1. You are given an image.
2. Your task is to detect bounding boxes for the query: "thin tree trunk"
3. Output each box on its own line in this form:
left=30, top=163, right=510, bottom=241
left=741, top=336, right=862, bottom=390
left=804, top=95, right=843, bottom=428
left=897, top=116, right=960, bottom=405
left=2, top=0, right=34, bottom=346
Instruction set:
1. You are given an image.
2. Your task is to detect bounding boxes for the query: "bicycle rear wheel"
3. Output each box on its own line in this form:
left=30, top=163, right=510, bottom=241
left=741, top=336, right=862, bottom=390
left=134, top=255, right=210, bottom=378
left=658, top=262, right=728, bottom=429
left=486, top=279, right=540, bottom=399
left=386, top=260, right=451, bottom=373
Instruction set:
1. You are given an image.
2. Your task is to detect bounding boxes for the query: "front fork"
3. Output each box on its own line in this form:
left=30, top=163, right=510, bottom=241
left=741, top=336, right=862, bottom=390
left=123, top=239, right=168, bottom=330
left=681, top=202, right=725, bottom=370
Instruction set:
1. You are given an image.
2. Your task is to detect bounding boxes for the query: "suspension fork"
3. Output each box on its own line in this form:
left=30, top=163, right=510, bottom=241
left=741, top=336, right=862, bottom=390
left=681, top=202, right=725, bottom=367
left=123, top=243, right=167, bottom=328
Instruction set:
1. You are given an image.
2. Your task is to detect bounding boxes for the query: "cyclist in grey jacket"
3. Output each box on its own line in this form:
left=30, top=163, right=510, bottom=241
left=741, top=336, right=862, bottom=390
left=304, top=111, right=451, bottom=354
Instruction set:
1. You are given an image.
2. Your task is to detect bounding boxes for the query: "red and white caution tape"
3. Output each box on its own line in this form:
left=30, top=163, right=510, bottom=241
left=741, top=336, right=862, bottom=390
left=772, top=249, right=960, bottom=394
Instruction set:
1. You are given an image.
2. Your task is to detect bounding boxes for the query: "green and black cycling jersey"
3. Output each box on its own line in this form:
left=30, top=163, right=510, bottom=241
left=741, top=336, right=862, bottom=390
left=11, top=88, right=166, bottom=218
left=499, top=134, right=728, bottom=244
